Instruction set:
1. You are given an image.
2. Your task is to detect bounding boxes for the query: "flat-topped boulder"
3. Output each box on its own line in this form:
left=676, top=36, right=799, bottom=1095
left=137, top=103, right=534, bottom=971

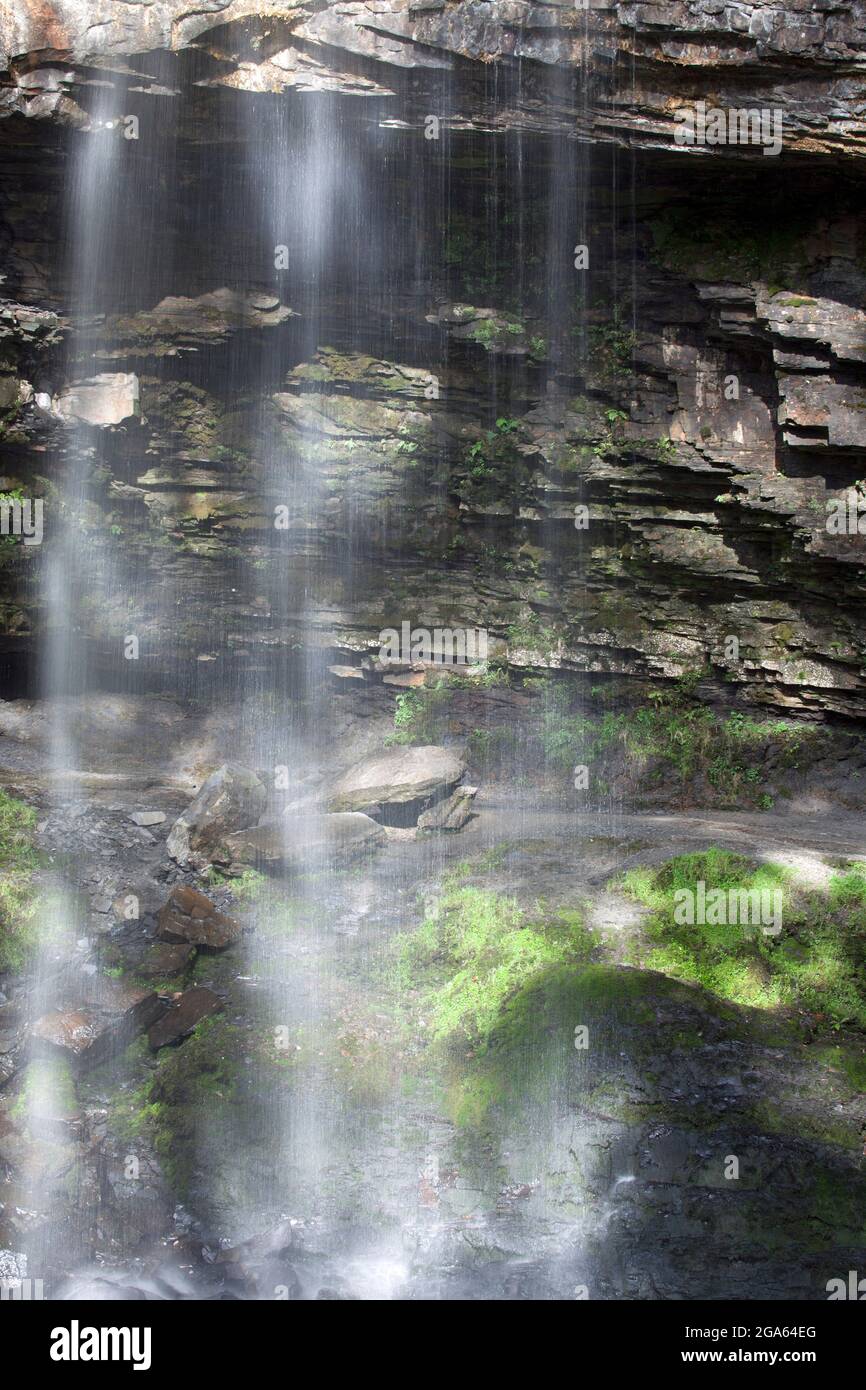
left=156, top=886, right=241, bottom=950
left=327, top=746, right=466, bottom=822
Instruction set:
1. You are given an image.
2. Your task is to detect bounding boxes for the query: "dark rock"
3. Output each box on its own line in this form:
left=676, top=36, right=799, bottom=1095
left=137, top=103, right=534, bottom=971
left=31, top=981, right=165, bottom=1067
left=147, top=987, right=222, bottom=1049
left=156, top=886, right=241, bottom=951
left=136, top=942, right=196, bottom=979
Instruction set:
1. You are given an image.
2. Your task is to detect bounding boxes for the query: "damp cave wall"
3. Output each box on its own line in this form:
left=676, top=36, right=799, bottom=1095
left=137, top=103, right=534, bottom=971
left=0, top=3, right=864, bottom=728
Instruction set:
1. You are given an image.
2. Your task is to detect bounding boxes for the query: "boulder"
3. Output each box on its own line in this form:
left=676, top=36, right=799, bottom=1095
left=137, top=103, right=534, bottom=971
left=31, top=981, right=164, bottom=1068
left=55, top=372, right=139, bottom=426
left=156, top=886, right=241, bottom=950
left=417, top=784, right=478, bottom=834
left=129, top=811, right=166, bottom=827
left=136, top=942, right=195, bottom=979
left=147, top=987, right=222, bottom=1049
left=213, top=1216, right=302, bottom=1297
left=216, top=1217, right=296, bottom=1266
left=222, top=811, right=386, bottom=869
left=166, top=763, right=266, bottom=867
left=327, top=746, right=466, bottom=821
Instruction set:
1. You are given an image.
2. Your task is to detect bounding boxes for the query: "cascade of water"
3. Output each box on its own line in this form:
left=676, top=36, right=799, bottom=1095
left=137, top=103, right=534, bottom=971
left=20, top=85, right=129, bottom=1285
left=17, top=25, right=611, bottom=1301
left=19, top=75, right=181, bottom=1291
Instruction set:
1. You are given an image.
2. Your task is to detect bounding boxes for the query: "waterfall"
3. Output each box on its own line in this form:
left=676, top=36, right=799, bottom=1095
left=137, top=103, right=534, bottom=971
left=16, top=84, right=127, bottom=1284
left=7, top=43, right=610, bottom=1297
left=14, top=75, right=183, bottom=1291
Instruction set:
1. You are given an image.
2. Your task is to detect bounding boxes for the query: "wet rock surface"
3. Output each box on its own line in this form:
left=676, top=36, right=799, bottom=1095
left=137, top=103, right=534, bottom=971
left=147, top=986, right=222, bottom=1049
left=31, top=982, right=165, bottom=1067
left=2, top=2, right=864, bottom=158
left=417, top=784, right=477, bottom=833
left=0, top=791, right=863, bottom=1298
left=136, top=942, right=196, bottom=979
left=223, top=810, right=388, bottom=868
left=167, top=764, right=267, bottom=869
left=156, top=886, right=242, bottom=950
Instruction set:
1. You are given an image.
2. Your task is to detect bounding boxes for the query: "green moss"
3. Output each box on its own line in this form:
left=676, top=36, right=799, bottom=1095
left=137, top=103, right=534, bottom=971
left=750, top=1099, right=860, bottom=1156
left=828, top=862, right=866, bottom=909
left=386, top=684, right=456, bottom=746
left=224, top=868, right=269, bottom=903
left=0, top=788, right=43, bottom=972
left=506, top=613, right=564, bottom=660
left=386, top=666, right=508, bottom=746
left=815, top=1043, right=866, bottom=1092
left=110, top=1016, right=244, bottom=1194
left=392, top=884, right=597, bottom=1054
left=620, top=850, right=866, bottom=1030
left=585, top=318, right=636, bottom=386
left=439, top=962, right=676, bottom=1129
left=10, top=1057, right=78, bottom=1123
left=459, top=418, right=532, bottom=508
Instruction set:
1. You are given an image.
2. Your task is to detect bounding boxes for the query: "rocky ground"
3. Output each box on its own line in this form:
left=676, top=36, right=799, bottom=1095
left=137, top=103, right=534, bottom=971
left=1, top=693, right=865, bottom=1300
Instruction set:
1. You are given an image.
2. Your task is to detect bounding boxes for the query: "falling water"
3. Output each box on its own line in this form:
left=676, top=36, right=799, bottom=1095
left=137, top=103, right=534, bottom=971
left=18, top=84, right=129, bottom=1284
left=15, top=75, right=184, bottom=1291
left=10, top=22, right=618, bottom=1303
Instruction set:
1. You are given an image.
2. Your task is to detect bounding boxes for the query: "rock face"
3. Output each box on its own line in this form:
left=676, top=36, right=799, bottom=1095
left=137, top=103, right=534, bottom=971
left=156, top=886, right=241, bottom=950
left=214, top=1218, right=300, bottom=1296
left=328, top=746, right=466, bottom=820
left=166, top=764, right=266, bottom=868
left=147, top=986, right=222, bottom=1049
left=31, top=982, right=164, bottom=1067
left=1, top=3, right=864, bottom=157
left=0, top=1, right=862, bottom=1311
left=0, top=23, right=864, bottom=720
